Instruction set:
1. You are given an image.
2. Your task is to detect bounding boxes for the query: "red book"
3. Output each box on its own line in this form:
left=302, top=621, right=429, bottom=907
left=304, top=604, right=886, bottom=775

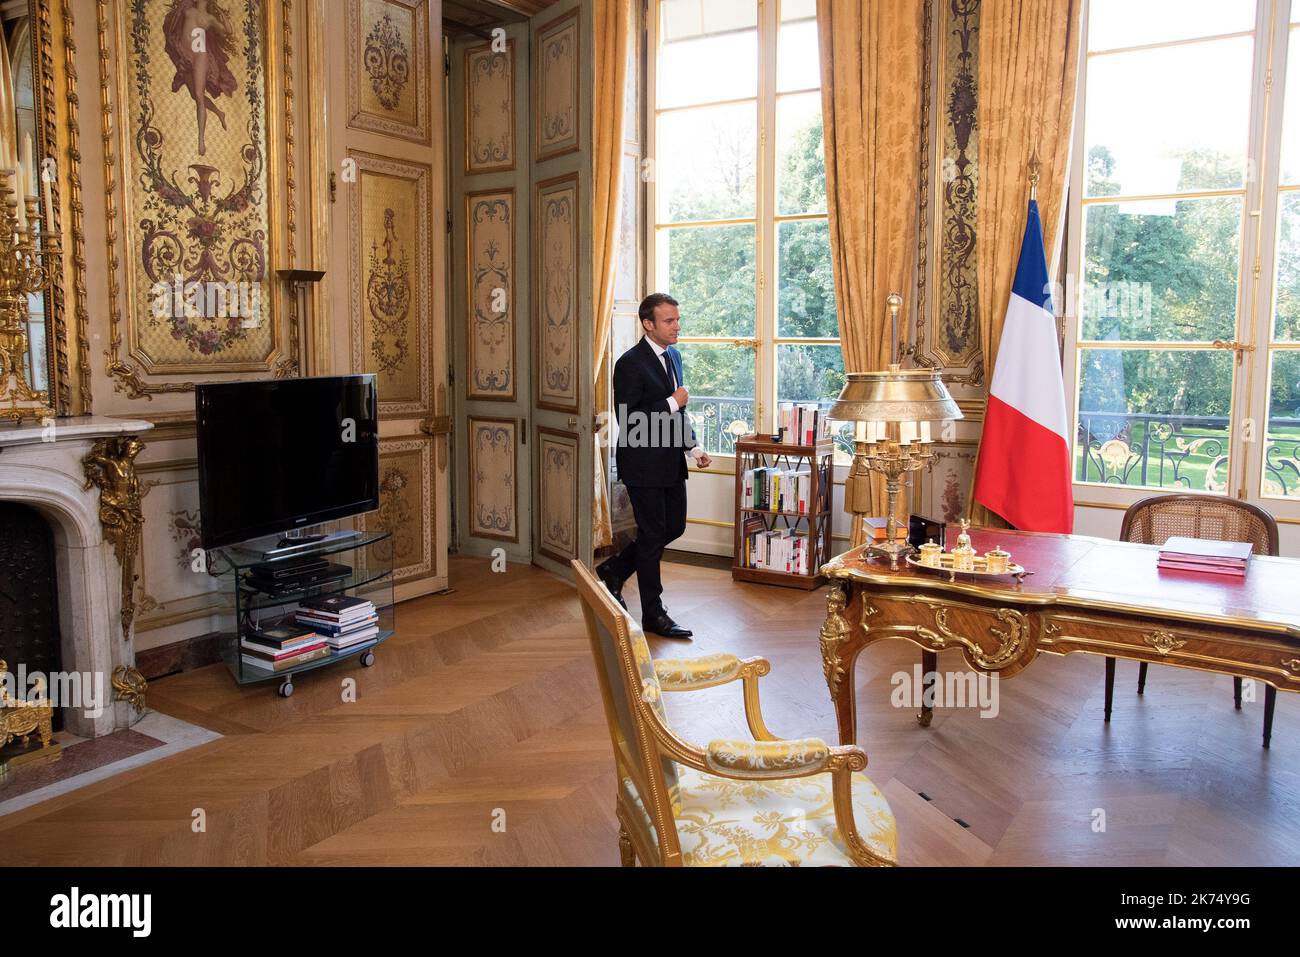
left=1157, top=558, right=1247, bottom=578
left=241, top=637, right=327, bottom=660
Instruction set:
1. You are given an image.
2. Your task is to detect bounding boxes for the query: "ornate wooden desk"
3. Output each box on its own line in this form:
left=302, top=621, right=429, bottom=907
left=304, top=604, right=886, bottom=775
left=819, top=527, right=1300, bottom=746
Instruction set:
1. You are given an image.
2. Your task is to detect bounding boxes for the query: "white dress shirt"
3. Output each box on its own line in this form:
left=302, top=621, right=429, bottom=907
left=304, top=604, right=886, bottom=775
left=647, top=337, right=705, bottom=461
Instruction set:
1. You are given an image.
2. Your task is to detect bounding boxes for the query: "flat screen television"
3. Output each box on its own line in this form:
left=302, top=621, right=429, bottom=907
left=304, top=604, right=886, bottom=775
left=195, top=375, right=380, bottom=549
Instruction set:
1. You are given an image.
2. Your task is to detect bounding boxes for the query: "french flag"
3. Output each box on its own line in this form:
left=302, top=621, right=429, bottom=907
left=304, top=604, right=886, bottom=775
left=973, top=200, right=1074, bottom=533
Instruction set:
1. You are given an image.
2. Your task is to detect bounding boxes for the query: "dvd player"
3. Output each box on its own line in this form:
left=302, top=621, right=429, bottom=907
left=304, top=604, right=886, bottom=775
left=245, top=561, right=352, bottom=595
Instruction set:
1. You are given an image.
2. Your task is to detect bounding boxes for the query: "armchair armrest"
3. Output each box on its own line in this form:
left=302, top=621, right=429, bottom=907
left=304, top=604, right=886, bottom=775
left=705, top=737, right=831, bottom=778
left=654, top=653, right=741, bottom=690
left=652, top=653, right=778, bottom=741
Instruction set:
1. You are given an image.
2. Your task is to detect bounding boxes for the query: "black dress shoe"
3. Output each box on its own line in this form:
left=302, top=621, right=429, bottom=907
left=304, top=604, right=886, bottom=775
left=595, top=560, right=627, bottom=610
left=643, top=612, right=692, bottom=639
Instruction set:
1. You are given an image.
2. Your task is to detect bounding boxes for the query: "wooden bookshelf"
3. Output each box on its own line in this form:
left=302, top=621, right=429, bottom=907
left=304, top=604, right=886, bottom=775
left=731, top=434, right=834, bottom=590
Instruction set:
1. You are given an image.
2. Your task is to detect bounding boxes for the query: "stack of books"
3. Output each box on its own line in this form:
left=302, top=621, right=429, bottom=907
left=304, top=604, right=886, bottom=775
left=741, top=525, right=811, bottom=575
left=864, top=516, right=909, bottom=543
left=776, top=402, right=828, bottom=446
left=1157, top=537, right=1253, bottom=578
left=741, top=466, right=813, bottom=513
left=241, top=624, right=330, bottom=672
left=296, top=594, right=381, bottom=649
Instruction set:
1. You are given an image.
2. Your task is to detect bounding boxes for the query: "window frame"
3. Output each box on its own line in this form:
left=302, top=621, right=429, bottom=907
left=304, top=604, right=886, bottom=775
left=1063, top=0, right=1300, bottom=521
left=646, top=0, right=837, bottom=459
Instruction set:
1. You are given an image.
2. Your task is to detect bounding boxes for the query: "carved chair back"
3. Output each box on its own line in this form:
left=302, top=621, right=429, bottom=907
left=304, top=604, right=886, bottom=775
left=572, top=560, right=682, bottom=865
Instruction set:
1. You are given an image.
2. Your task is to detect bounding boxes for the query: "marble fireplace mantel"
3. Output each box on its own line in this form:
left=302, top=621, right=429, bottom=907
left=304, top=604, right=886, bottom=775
left=0, top=415, right=153, bottom=737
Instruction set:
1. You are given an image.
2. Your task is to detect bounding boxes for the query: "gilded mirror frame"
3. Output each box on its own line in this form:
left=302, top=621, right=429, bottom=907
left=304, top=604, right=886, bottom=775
left=6, top=0, right=85, bottom=416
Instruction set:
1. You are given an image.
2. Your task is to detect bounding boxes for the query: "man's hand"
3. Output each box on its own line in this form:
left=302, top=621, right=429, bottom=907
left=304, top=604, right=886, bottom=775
left=672, top=386, right=689, bottom=408
left=695, top=451, right=712, bottom=468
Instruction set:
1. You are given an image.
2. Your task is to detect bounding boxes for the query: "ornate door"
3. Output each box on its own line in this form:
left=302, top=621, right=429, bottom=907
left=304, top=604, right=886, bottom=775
left=323, top=0, right=450, bottom=599
left=527, top=0, right=594, bottom=578
left=449, top=23, right=532, bottom=563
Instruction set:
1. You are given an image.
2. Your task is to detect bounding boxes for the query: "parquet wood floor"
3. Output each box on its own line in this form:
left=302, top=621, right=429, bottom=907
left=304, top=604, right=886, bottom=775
left=3, top=555, right=1298, bottom=865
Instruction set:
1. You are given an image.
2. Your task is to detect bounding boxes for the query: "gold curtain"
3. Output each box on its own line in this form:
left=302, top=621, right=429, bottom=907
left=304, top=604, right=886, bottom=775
left=816, top=0, right=925, bottom=546
left=970, top=0, right=1083, bottom=527
left=0, top=38, right=16, bottom=167
left=592, top=0, right=631, bottom=550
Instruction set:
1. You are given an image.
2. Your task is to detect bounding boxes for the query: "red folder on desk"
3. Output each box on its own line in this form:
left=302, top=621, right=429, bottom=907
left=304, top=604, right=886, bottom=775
left=1157, top=536, right=1252, bottom=577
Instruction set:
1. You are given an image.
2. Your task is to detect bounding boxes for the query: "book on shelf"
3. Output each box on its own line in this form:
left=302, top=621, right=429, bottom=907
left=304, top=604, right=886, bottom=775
left=241, top=636, right=328, bottom=660
left=740, top=466, right=814, bottom=514
left=295, top=611, right=379, bottom=636
left=775, top=402, right=829, bottom=446
left=241, top=645, right=331, bottom=672
left=324, top=625, right=381, bottom=649
left=740, top=515, right=767, bottom=568
left=297, top=594, right=375, bottom=620
left=741, top=526, right=812, bottom=575
left=245, top=623, right=320, bottom=648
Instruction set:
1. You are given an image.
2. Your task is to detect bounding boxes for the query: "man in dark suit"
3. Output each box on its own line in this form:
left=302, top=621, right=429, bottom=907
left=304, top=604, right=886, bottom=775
left=597, top=293, right=711, bottom=638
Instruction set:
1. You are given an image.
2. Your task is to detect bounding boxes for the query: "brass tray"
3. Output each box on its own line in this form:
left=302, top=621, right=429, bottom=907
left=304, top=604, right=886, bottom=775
left=905, top=552, right=1027, bottom=583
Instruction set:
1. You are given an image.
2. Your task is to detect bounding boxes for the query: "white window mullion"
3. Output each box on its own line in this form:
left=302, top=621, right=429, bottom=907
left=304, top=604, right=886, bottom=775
left=1231, top=0, right=1280, bottom=502
left=757, top=0, right=779, bottom=433
left=646, top=3, right=660, bottom=294
left=1251, top=1, right=1300, bottom=516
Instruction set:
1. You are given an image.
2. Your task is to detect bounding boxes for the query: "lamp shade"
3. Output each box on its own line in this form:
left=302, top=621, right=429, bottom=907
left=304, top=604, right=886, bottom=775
left=829, top=368, right=963, bottom=424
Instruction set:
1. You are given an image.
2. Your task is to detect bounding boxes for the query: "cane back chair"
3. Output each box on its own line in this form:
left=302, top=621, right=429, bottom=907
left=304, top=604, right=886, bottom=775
left=1104, top=493, right=1281, bottom=746
left=572, top=560, right=897, bottom=867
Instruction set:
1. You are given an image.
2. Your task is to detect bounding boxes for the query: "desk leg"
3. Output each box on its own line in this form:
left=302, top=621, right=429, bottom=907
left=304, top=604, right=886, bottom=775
left=919, top=651, right=937, bottom=727
left=831, top=644, right=861, bottom=747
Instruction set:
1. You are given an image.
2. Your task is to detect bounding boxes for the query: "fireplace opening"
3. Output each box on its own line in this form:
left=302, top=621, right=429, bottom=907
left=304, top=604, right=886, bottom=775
left=0, top=502, right=64, bottom=751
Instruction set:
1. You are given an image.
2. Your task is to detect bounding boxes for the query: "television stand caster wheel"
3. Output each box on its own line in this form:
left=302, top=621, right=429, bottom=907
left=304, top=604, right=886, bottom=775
left=278, top=679, right=294, bottom=698
left=360, top=650, right=376, bottom=668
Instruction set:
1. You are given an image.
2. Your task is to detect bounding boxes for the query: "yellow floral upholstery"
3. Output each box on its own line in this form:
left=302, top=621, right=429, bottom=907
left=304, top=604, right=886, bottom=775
left=623, top=764, right=896, bottom=866
left=654, top=653, right=742, bottom=690
left=706, top=737, right=830, bottom=778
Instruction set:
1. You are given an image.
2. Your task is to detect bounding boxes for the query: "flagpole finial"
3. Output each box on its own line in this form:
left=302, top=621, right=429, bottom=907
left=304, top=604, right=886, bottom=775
left=1028, top=143, right=1042, bottom=200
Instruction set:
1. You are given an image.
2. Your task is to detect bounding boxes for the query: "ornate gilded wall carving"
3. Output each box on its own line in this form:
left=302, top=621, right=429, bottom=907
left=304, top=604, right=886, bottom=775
left=534, top=173, right=578, bottom=412
left=364, top=438, right=434, bottom=585
left=466, top=189, right=515, bottom=400
left=468, top=416, right=518, bottom=542
left=537, top=427, right=577, bottom=563
left=534, top=8, right=579, bottom=161
left=81, top=435, right=145, bottom=640
left=348, top=151, right=432, bottom=417
left=465, top=40, right=514, bottom=173
left=98, top=0, right=293, bottom=394
left=347, top=0, right=430, bottom=144
left=917, top=0, right=983, bottom=385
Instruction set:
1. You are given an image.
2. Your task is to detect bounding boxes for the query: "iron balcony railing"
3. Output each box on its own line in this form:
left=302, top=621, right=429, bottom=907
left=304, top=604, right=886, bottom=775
left=1076, top=411, right=1300, bottom=496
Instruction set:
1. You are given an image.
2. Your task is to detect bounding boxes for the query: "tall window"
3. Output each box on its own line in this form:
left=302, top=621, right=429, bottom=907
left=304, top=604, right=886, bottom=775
left=649, top=0, right=840, bottom=456
left=1067, top=0, right=1300, bottom=515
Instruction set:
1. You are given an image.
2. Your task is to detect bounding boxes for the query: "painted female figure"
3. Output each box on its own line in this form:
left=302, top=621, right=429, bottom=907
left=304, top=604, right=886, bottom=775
left=163, top=0, right=237, bottom=156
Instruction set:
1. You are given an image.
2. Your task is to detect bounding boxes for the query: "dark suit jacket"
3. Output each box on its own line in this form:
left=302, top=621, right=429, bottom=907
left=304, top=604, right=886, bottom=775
left=613, top=337, right=698, bottom=488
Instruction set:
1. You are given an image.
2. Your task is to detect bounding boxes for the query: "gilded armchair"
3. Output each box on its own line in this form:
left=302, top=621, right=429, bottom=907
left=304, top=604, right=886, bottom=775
left=572, top=560, right=897, bottom=867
